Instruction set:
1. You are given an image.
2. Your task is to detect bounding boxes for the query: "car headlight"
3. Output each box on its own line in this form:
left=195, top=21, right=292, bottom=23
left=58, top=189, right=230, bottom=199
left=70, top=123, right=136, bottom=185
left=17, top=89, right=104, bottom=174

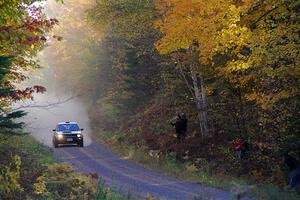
left=77, top=134, right=81, bottom=137
left=57, top=134, right=63, bottom=139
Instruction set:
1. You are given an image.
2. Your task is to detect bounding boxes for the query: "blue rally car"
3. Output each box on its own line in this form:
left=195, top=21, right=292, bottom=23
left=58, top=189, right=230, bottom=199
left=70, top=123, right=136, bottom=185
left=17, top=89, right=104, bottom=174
left=52, top=122, right=84, bottom=148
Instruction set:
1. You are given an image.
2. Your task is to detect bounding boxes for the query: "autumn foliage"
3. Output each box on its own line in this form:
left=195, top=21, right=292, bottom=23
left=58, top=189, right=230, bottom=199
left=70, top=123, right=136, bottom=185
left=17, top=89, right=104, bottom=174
left=0, top=0, right=58, bottom=134
left=40, top=0, right=300, bottom=188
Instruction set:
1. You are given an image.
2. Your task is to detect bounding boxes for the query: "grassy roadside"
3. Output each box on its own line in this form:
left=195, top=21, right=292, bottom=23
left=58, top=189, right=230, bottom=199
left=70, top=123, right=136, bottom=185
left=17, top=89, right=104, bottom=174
left=14, top=135, right=56, bottom=165
left=0, top=135, right=131, bottom=200
left=92, top=130, right=300, bottom=200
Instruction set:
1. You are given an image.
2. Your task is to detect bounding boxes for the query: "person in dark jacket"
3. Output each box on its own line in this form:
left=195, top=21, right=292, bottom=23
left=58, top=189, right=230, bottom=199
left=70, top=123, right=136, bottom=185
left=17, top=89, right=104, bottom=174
left=171, top=114, right=183, bottom=143
left=284, top=151, right=300, bottom=189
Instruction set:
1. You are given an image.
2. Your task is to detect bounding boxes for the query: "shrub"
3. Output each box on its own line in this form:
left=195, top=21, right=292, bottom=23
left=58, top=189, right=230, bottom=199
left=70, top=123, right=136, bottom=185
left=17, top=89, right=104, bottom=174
left=34, top=163, right=97, bottom=200
left=0, top=155, right=22, bottom=199
left=93, top=180, right=131, bottom=200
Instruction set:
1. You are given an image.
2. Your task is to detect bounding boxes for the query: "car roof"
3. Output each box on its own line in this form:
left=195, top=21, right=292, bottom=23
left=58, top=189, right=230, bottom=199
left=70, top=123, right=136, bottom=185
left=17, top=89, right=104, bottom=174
left=57, top=122, right=78, bottom=125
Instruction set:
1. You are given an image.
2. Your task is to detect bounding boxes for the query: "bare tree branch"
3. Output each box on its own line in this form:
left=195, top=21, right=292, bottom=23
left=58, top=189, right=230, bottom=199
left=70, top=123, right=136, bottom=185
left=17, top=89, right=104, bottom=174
left=1, top=95, right=81, bottom=115
left=174, top=51, right=196, bottom=100
left=178, top=66, right=196, bottom=99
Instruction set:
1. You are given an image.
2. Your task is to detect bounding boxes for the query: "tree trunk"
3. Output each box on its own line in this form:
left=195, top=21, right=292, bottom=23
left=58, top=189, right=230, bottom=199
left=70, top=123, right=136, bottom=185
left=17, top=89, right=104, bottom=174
left=238, top=89, right=248, bottom=137
left=190, top=70, right=209, bottom=137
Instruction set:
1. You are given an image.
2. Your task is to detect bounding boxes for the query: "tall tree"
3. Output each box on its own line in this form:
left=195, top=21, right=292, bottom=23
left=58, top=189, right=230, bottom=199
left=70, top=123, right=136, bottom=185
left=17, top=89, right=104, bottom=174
left=0, top=1, right=57, bottom=135
left=87, top=0, right=163, bottom=120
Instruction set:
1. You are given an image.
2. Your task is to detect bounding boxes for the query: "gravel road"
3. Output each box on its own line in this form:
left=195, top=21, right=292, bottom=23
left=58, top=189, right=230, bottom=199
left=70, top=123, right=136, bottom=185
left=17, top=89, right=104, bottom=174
left=53, top=142, right=252, bottom=200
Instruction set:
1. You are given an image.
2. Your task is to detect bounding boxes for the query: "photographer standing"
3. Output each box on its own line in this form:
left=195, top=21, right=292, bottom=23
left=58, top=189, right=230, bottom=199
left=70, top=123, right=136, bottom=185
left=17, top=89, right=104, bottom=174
left=171, top=113, right=188, bottom=143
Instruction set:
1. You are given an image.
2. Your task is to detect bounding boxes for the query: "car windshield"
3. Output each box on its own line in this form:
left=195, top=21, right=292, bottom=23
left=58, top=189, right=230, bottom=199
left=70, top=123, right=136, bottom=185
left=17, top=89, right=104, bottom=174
left=57, top=124, right=80, bottom=132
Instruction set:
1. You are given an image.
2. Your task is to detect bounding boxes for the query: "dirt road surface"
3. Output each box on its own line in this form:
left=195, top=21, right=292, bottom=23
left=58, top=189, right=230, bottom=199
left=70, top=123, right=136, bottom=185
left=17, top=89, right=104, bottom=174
left=53, top=142, right=251, bottom=200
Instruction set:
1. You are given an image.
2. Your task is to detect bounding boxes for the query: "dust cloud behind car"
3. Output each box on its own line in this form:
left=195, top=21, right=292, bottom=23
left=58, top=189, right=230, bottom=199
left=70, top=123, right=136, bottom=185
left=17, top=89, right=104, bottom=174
left=20, top=92, right=92, bottom=147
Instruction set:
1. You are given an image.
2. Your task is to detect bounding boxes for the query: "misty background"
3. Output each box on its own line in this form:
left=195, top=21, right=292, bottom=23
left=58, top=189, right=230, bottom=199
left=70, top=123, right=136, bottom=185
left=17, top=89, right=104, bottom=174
left=19, top=0, right=94, bottom=147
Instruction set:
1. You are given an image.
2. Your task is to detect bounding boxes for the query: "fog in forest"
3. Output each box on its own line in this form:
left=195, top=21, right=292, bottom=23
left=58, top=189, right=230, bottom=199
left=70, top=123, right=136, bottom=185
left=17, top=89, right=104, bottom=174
left=18, top=64, right=93, bottom=147
left=19, top=0, right=94, bottom=147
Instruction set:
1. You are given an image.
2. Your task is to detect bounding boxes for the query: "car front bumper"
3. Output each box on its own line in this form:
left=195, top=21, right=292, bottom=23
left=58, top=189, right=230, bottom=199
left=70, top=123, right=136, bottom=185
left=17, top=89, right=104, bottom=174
left=54, top=134, right=83, bottom=144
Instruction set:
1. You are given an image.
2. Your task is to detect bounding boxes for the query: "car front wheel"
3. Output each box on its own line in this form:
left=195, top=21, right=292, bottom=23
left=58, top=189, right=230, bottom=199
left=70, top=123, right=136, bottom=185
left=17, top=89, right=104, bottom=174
left=78, top=140, right=83, bottom=147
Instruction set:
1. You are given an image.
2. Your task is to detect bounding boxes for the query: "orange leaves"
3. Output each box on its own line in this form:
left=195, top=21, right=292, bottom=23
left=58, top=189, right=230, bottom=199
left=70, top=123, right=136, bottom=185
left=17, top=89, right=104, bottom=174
left=0, top=86, right=46, bottom=101
left=33, top=85, right=46, bottom=94
left=154, top=0, right=193, bottom=15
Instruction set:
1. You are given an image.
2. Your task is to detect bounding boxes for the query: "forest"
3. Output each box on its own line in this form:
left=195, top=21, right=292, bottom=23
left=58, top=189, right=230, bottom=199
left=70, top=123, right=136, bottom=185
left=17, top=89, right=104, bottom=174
left=47, top=0, right=299, bottom=186
left=0, top=0, right=300, bottom=199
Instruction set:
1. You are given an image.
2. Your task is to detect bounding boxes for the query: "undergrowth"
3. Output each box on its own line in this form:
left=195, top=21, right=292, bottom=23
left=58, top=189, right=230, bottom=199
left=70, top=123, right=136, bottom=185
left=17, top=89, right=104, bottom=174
left=0, top=135, right=127, bottom=200
left=93, top=181, right=133, bottom=200
left=93, top=130, right=300, bottom=200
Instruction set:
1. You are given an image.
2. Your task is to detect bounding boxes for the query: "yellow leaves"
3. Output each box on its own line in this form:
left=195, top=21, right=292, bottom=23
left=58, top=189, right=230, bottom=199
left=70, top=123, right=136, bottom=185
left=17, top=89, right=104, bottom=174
left=34, top=176, right=49, bottom=196
left=217, top=25, right=252, bottom=53
left=227, top=5, right=242, bottom=25
left=245, top=91, right=258, bottom=102
left=245, top=90, right=293, bottom=110
left=205, top=85, right=215, bottom=96
left=216, top=56, right=254, bottom=86
left=146, top=193, right=155, bottom=200
left=185, top=163, right=198, bottom=173
left=47, top=163, right=73, bottom=176
left=155, top=1, right=255, bottom=65
left=228, top=59, right=252, bottom=72
left=155, top=28, right=192, bottom=55
left=35, top=163, right=97, bottom=199
left=155, top=1, right=218, bottom=55
left=0, top=155, right=22, bottom=198
left=214, top=4, right=253, bottom=56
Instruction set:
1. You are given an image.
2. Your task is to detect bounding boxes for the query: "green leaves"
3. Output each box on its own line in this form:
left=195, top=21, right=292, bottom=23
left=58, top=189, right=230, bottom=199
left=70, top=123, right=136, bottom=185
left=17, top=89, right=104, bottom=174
left=84, top=0, right=163, bottom=117
left=0, top=1, right=56, bottom=135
